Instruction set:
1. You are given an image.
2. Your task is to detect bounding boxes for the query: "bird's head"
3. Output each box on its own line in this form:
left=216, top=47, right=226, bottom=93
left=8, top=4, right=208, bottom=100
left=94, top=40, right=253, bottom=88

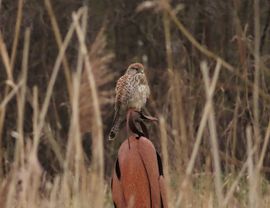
left=126, top=63, right=145, bottom=75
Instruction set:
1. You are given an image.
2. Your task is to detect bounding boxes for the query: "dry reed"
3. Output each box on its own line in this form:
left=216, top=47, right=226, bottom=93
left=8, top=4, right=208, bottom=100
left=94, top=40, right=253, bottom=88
left=1, top=1, right=270, bottom=208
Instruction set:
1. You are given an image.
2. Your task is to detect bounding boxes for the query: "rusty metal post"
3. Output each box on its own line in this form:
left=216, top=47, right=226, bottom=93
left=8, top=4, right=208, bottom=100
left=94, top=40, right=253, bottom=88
left=111, top=110, right=168, bottom=208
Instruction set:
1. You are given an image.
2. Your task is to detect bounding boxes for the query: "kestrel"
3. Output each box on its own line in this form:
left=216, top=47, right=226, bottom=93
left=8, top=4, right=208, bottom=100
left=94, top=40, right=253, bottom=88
left=108, top=63, right=150, bottom=140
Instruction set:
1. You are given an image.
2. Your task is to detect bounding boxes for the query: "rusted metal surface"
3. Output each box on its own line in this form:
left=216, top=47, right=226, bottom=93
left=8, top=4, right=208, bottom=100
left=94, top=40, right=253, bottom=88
left=111, top=110, right=168, bottom=208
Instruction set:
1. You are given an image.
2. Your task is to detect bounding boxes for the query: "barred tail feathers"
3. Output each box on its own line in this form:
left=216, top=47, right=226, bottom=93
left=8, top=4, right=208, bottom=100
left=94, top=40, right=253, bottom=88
left=108, top=107, right=121, bottom=140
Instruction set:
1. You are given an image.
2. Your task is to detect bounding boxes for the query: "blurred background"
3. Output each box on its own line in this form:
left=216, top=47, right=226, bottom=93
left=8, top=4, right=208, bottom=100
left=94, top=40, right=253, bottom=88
left=1, top=0, right=270, bottom=207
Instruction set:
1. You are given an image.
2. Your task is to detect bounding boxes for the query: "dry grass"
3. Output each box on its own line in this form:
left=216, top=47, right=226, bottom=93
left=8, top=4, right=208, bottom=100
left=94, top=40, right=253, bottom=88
left=1, top=0, right=270, bottom=208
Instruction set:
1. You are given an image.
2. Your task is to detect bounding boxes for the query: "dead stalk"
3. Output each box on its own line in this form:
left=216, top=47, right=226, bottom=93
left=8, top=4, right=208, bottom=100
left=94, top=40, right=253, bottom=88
left=201, top=61, right=224, bottom=207
left=36, top=15, right=79, bottom=140
left=159, top=116, right=171, bottom=207
left=10, top=0, right=24, bottom=70
left=44, top=0, right=73, bottom=100
left=253, top=0, right=261, bottom=161
left=72, top=8, right=104, bottom=207
left=177, top=60, right=222, bottom=206
left=246, top=126, right=258, bottom=208
left=14, top=28, right=31, bottom=168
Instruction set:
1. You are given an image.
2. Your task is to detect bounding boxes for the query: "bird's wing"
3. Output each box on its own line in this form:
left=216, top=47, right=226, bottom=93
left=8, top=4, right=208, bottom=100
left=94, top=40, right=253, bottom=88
left=113, top=74, right=127, bottom=123
left=115, top=74, right=129, bottom=106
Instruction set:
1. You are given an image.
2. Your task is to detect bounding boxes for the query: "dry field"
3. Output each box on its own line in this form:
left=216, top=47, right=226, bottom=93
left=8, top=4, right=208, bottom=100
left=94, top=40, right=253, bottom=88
left=1, top=0, right=270, bottom=207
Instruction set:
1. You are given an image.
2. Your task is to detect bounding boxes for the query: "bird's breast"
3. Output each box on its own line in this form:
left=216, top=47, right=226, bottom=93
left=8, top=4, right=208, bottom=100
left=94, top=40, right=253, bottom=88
left=128, top=83, right=150, bottom=110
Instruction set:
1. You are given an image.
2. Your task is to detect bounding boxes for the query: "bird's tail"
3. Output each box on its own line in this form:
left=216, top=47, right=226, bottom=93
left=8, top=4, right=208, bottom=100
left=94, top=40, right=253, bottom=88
left=108, top=109, right=121, bottom=140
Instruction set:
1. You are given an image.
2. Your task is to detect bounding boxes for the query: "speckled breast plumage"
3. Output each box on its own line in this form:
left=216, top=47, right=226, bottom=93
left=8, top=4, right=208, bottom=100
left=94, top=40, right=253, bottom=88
left=116, top=72, right=150, bottom=111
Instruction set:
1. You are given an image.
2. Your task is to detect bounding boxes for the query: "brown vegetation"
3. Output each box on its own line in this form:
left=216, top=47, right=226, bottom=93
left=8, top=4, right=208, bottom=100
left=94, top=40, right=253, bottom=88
left=0, top=0, right=270, bottom=207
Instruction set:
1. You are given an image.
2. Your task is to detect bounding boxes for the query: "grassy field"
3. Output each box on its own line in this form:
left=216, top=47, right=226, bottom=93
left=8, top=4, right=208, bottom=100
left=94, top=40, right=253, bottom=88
left=1, top=0, right=270, bottom=207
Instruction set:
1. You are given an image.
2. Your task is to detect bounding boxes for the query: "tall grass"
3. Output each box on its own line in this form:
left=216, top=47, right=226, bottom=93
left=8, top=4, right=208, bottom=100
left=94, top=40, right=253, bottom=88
left=1, top=0, right=270, bottom=208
